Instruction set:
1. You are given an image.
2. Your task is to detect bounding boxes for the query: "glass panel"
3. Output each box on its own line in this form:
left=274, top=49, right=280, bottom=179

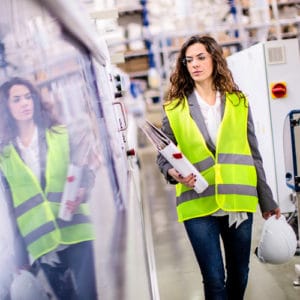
left=0, top=1, right=118, bottom=299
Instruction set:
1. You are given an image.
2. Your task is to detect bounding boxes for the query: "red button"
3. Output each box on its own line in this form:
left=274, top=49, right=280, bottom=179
left=271, top=83, right=287, bottom=98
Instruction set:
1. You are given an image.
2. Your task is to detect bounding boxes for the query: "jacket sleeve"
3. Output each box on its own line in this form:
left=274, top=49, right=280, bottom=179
left=247, top=106, right=279, bottom=213
left=156, top=114, right=178, bottom=184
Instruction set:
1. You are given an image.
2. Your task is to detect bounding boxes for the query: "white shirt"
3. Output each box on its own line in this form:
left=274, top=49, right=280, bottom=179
left=16, top=126, right=41, bottom=182
left=195, top=90, right=221, bottom=145
left=195, top=89, right=248, bottom=228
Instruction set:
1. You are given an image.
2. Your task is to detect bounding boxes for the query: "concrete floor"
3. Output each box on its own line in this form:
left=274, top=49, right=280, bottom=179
left=139, top=145, right=300, bottom=300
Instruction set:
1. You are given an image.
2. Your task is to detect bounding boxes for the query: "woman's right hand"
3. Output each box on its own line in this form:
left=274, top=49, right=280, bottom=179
left=262, top=207, right=281, bottom=220
left=167, top=168, right=196, bottom=189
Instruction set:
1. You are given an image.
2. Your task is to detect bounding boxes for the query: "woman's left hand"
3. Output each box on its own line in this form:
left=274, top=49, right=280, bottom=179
left=262, top=207, right=281, bottom=220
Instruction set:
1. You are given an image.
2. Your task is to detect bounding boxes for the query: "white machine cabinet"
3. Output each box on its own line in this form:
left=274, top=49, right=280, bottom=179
left=227, top=39, right=300, bottom=214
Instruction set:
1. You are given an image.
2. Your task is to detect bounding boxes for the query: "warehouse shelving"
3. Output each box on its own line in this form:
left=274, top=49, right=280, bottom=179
left=242, top=0, right=300, bottom=43
left=106, top=0, right=300, bottom=102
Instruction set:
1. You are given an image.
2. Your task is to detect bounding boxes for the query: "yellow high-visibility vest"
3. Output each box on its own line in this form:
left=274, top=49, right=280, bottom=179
left=0, top=126, right=95, bottom=260
left=165, top=93, right=258, bottom=222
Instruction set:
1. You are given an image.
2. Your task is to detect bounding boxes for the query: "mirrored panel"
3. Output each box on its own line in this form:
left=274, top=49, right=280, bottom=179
left=0, top=1, right=115, bottom=299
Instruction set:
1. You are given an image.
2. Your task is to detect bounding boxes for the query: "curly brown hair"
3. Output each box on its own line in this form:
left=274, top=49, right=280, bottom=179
left=165, top=35, right=243, bottom=105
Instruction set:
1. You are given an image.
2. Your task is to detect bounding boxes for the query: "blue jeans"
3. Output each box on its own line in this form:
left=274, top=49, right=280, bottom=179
left=184, top=214, right=253, bottom=300
left=39, top=241, right=97, bottom=300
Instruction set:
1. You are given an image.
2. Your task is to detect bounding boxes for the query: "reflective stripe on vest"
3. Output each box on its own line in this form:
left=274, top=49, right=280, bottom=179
left=0, top=126, right=94, bottom=260
left=165, top=93, right=258, bottom=222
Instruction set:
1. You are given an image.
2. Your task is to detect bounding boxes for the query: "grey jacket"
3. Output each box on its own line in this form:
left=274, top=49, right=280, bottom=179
left=156, top=91, right=278, bottom=214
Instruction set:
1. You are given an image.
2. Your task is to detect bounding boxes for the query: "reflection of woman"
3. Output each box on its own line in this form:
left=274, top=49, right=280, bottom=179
left=0, top=77, right=97, bottom=299
left=157, top=36, right=280, bottom=299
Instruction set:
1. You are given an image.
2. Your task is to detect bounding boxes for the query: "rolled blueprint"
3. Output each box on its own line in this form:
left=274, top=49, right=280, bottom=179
left=140, top=120, right=209, bottom=194
left=59, top=164, right=82, bottom=221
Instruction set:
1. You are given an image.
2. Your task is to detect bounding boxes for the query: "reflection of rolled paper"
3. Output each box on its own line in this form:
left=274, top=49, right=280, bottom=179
left=140, top=120, right=209, bottom=194
left=59, top=164, right=82, bottom=221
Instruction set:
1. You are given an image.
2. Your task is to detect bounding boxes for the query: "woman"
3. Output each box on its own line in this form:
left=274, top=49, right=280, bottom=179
left=0, top=77, right=97, bottom=299
left=157, top=35, right=281, bottom=300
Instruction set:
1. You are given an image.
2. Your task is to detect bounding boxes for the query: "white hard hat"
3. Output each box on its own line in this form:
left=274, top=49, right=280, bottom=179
left=255, top=215, right=297, bottom=264
left=10, top=270, right=48, bottom=300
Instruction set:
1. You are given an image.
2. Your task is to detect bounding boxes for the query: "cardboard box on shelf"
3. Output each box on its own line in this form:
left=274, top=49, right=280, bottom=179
left=117, top=56, right=149, bottom=73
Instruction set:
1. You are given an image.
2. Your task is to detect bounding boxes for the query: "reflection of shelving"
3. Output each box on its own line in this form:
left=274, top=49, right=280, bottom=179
left=35, top=56, right=81, bottom=87
left=4, top=42, right=82, bottom=88
left=37, top=65, right=80, bottom=87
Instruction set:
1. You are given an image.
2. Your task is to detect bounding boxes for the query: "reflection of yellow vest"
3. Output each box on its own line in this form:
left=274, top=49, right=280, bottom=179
left=0, top=127, right=95, bottom=261
left=165, top=93, right=258, bottom=222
